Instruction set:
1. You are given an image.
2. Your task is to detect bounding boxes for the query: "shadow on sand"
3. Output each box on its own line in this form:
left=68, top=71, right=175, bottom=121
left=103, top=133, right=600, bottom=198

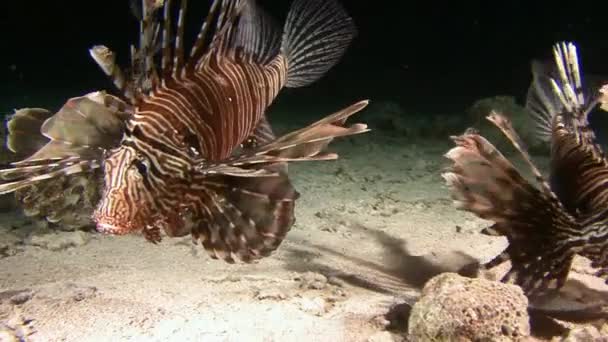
left=282, top=221, right=480, bottom=298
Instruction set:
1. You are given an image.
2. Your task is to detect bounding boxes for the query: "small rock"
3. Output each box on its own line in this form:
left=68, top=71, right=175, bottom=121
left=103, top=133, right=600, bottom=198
left=294, top=296, right=328, bottom=316
left=296, top=272, right=328, bottom=290
left=367, top=331, right=399, bottom=342
left=371, top=315, right=391, bottom=329
left=9, top=292, right=32, bottom=305
left=560, top=325, right=608, bottom=341
left=408, top=273, right=530, bottom=341
left=254, top=288, right=288, bottom=301
left=68, top=284, right=97, bottom=302
left=0, top=232, right=21, bottom=250
left=0, top=330, right=19, bottom=342
left=0, top=309, right=34, bottom=341
left=28, top=231, right=90, bottom=251
left=327, top=276, right=346, bottom=288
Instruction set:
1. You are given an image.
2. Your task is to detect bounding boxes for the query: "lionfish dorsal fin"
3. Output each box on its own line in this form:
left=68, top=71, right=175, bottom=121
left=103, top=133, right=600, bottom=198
left=536, top=43, right=608, bottom=217
left=526, top=59, right=562, bottom=142
left=89, top=45, right=137, bottom=102
left=136, top=0, right=163, bottom=90
left=186, top=0, right=281, bottom=70
left=526, top=42, right=601, bottom=145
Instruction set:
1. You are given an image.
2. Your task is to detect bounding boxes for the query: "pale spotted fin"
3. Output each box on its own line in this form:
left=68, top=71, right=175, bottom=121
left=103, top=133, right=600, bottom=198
left=5, top=108, right=53, bottom=156
left=193, top=171, right=297, bottom=263
left=0, top=92, right=128, bottom=195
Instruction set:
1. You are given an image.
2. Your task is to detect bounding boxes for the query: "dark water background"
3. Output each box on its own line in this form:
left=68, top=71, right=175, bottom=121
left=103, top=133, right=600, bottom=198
left=0, top=0, right=606, bottom=123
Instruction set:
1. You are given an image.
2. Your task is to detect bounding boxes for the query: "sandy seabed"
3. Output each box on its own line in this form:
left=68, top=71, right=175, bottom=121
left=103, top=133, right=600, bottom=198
left=1, top=123, right=602, bottom=341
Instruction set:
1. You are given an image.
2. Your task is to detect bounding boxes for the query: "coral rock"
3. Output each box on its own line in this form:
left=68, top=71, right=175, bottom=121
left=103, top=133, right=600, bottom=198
left=408, top=273, right=530, bottom=341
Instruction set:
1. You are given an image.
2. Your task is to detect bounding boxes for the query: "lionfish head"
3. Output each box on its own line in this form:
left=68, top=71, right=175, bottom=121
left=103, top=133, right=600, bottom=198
left=93, top=145, right=155, bottom=235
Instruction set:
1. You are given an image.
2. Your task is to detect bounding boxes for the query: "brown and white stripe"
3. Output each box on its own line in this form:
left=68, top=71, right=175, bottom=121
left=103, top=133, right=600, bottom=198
left=90, top=0, right=367, bottom=262
left=443, top=41, right=608, bottom=297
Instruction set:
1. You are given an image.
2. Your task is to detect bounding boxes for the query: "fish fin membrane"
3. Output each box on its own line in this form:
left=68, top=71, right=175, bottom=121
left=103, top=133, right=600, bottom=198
left=232, top=0, right=281, bottom=65
left=0, top=157, right=99, bottom=195
left=5, top=108, right=53, bottom=156
left=528, top=42, right=608, bottom=216
left=198, top=100, right=370, bottom=173
left=281, top=0, right=357, bottom=88
left=0, top=92, right=127, bottom=195
left=190, top=99, right=370, bottom=263
left=40, top=91, right=127, bottom=150
left=526, top=42, right=599, bottom=144
left=442, top=129, right=581, bottom=297
left=192, top=168, right=297, bottom=263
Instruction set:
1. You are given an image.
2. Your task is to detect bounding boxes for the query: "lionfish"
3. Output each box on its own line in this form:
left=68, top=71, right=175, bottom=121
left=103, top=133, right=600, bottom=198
left=443, top=42, right=608, bottom=297
left=0, top=0, right=370, bottom=263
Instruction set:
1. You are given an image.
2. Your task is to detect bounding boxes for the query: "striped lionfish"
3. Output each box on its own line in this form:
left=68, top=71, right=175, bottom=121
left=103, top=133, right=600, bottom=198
left=0, top=0, right=370, bottom=262
left=443, top=42, right=608, bottom=297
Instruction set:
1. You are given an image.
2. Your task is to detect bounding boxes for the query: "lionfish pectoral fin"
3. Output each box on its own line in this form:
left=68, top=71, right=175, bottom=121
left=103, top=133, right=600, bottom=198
left=5, top=108, right=53, bottom=156
left=281, top=0, right=357, bottom=88
left=41, top=92, right=127, bottom=150
left=0, top=91, right=124, bottom=195
left=193, top=171, right=298, bottom=263
left=200, top=164, right=278, bottom=177
left=498, top=239, right=576, bottom=298
left=442, top=131, right=579, bottom=296
left=0, top=158, right=99, bottom=195
left=580, top=245, right=608, bottom=284
left=486, top=111, right=555, bottom=197
left=194, top=100, right=369, bottom=173
left=256, top=100, right=369, bottom=159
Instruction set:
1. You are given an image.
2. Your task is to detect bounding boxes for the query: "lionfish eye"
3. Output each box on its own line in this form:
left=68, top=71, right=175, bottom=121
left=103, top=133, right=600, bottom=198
left=241, top=137, right=258, bottom=149
left=133, top=158, right=148, bottom=175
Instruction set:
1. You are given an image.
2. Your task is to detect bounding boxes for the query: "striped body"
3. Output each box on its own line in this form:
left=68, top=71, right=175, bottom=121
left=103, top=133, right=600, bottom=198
left=443, top=42, right=608, bottom=297
left=133, top=53, right=287, bottom=161
left=0, top=0, right=365, bottom=263
left=85, top=0, right=364, bottom=261
left=94, top=50, right=288, bottom=237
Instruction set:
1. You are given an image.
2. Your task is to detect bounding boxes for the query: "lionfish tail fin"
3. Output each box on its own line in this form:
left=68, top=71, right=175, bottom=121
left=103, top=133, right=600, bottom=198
left=442, top=130, right=579, bottom=297
left=192, top=168, right=298, bottom=263
left=281, top=0, right=357, bottom=88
